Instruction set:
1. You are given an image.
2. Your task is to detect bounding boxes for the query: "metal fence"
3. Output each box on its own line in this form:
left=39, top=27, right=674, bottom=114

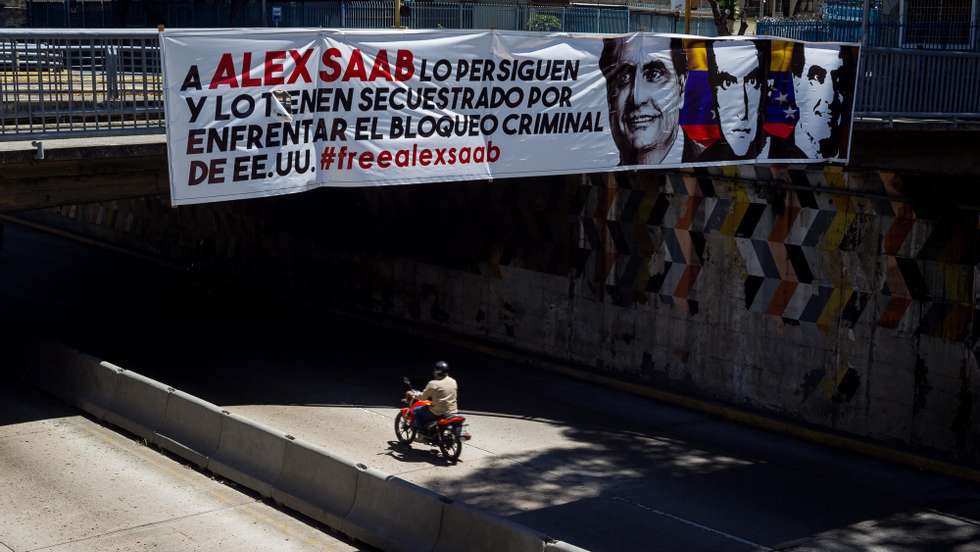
left=0, top=30, right=163, bottom=140
left=757, top=18, right=864, bottom=42
left=757, top=19, right=980, bottom=51
left=26, top=0, right=719, bottom=35
left=822, top=0, right=868, bottom=22
left=26, top=0, right=264, bottom=28
left=858, top=47, right=980, bottom=119
left=4, top=28, right=979, bottom=141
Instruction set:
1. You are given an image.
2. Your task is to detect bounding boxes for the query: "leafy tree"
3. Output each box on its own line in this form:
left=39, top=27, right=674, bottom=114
left=528, top=13, right=561, bottom=32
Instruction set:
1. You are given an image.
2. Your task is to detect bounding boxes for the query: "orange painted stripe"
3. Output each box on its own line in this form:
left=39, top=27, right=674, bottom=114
left=769, top=206, right=800, bottom=245
left=884, top=217, right=916, bottom=255
left=767, top=280, right=798, bottom=317
left=885, top=256, right=910, bottom=298
left=674, top=265, right=701, bottom=299
left=879, top=296, right=912, bottom=328
left=676, top=196, right=703, bottom=230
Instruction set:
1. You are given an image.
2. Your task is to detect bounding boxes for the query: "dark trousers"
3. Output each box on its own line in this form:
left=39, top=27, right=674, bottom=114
left=413, top=405, right=437, bottom=430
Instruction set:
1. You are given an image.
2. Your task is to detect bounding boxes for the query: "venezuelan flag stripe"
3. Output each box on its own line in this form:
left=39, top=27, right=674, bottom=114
left=764, top=41, right=799, bottom=140
left=679, top=42, right=720, bottom=147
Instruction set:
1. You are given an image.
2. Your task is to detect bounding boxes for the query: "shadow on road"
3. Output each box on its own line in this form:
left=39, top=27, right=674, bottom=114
left=383, top=440, right=450, bottom=467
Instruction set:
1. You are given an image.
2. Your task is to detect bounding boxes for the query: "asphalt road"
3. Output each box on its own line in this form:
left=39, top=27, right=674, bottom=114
left=2, top=221, right=980, bottom=552
left=0, top=379, right=359, bottom=552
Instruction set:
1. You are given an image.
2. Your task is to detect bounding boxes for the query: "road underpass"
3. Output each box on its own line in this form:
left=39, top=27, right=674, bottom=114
left=2, top=219, right=979, bottom=551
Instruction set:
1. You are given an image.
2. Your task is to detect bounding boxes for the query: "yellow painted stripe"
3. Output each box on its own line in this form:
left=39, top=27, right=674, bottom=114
left=821, top=196, right=856, bottom=250
left=770, top=40, right=794, bottom=72
left=816, top=287, right=849, bottom=335
left=719, top=190, right=751, bottom=237
left=686, top=40, right=708, bottom=71
left=942, top=264, right=971, bottom=304
left=824, top=166, right=845, bottom=188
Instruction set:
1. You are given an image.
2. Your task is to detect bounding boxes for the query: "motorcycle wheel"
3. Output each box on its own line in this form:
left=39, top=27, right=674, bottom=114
left=394, top=412, right=416, bottom=444
left=437, top=425, right=463, bottom=463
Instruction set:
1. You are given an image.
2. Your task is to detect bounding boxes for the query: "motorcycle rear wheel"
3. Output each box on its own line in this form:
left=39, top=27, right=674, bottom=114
left=437, top=425, right=463, bottom=463
left=394, top=412, right=416, bottom=444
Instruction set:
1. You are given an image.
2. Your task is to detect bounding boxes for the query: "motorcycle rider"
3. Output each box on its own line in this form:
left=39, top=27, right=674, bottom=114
left=413, top=361, right=458, bottom=432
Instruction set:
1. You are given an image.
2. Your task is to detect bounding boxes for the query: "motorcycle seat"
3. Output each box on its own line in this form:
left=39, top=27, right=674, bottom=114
left=437, top=415, right=466, bottom=426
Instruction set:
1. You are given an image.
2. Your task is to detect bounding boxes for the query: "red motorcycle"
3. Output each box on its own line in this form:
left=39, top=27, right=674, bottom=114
left=394, top=377, right=470, bottom=462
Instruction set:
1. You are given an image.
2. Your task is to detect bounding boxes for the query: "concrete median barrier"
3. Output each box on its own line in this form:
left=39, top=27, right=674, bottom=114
left=208, top=411, right=287, bottom=498
left=435, top=502, right=547, bottom=552
left=103, top=370, right=171, bottom=441
left=544, top=541, right=592, bottom=552
left=13, top=340, right=594, bottom=552
left=341, top=467, right=447, bottom=552
left=272, top=437, right=359, bottom=529
left=155, top=389, right=222, bottom=468
left=73, top=356, right=122, bottom=421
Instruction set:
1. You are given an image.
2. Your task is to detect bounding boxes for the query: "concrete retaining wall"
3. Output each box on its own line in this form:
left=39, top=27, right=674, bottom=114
left=19, top=166, right=980, bottom=463
left=16, top=340, right=585, bottom=552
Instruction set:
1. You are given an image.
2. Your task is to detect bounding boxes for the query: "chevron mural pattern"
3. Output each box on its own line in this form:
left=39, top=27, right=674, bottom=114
left=577, top=167, right=979, bottom=342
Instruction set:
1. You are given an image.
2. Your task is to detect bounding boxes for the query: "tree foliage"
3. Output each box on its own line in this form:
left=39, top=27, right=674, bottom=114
left=528, top=13, right=562, bottom=32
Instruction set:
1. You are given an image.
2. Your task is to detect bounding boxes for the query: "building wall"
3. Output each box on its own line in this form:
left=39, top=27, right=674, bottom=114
left=22, top=166, right=980, bottom=463
left=0, top=0, right=27, bottom=27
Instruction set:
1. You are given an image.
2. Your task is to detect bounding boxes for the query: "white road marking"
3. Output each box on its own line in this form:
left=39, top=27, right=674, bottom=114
left=610, top=496, right=772, bottom=550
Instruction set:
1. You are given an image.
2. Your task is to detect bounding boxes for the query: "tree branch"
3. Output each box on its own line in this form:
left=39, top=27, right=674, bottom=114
left=705, top=0, right=732, bottom=36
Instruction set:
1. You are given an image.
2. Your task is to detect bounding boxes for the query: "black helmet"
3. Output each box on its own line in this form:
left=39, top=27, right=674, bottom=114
left=433, top=361, right=449, bottom=377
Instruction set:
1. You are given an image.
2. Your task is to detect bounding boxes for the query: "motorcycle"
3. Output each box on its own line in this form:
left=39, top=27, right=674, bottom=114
left=394, top=377, right=470, bottom=462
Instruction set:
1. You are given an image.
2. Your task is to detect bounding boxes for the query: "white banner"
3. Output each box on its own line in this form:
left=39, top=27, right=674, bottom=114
left=161, top=29, right=859, bottom=206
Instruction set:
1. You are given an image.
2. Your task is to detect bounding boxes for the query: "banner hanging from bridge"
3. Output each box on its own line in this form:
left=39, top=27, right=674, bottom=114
left=160, top=29, right=859, bottom=206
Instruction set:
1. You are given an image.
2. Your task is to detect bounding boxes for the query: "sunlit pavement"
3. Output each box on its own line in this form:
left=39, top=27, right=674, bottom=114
left=0, top=379, right=360, bottom=552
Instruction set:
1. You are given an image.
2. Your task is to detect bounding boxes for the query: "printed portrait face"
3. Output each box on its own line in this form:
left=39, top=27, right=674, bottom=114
left=601, top=37, right=685, bottom=165
left=710, top=42, right=762, bottom=157
left=794, top=46, right=845, bottom=157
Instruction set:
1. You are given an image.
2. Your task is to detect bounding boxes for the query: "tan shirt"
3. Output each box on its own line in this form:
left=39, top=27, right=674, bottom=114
left=420, top=376, right=458, bottom=416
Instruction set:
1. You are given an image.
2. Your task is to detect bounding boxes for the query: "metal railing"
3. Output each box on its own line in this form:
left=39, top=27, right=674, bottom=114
left=858, top=47, right=980, bottom=119
left=26, top=0, right=719, bottom=35
left=822, top=0, right=868, bottom=22
left=0, top=30, right=163, bottom=140
left=757, top=19, right=980, bottom=52
left=3, top=28, right=980, bottom=141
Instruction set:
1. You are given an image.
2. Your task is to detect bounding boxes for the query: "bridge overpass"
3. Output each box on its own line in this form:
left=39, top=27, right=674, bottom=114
left=3, top=28, right=980, bottom=211
left=5, top=119, right=980, bottom=212
left=2, top=27, right=980, bottom=552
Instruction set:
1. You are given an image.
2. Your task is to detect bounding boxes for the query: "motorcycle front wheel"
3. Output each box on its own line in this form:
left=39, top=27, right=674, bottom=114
left=437, top=425, right=463, bottom=463
left=394, top=412, right=416, bottom=444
